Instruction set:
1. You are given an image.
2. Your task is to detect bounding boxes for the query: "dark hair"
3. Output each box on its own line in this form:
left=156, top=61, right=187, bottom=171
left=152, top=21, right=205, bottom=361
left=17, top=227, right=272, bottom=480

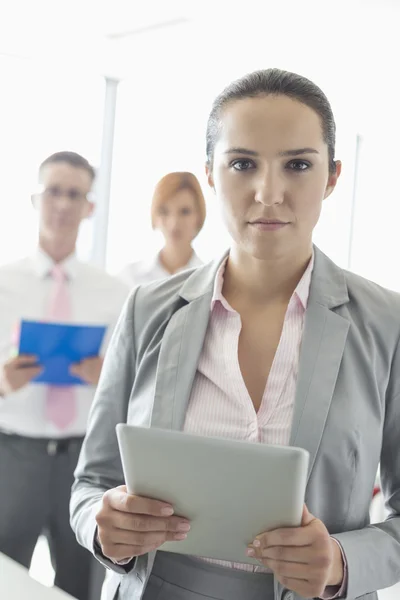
left=39, top=151, right=96, bottom=182
left=206, top=68, right=337, bottom=174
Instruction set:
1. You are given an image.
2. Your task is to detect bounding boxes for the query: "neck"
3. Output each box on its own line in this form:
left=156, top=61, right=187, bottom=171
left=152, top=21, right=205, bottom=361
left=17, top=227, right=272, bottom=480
left=39, top=234, right=76, bottom=264
left=160, top=243, right=194, bottom=275
left=223, top=243, right=313, bottom=307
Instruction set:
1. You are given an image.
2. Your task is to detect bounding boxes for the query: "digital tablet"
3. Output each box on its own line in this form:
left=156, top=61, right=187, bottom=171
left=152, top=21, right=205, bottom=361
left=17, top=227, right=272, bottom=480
left=116, top=424, right=309, bottom=565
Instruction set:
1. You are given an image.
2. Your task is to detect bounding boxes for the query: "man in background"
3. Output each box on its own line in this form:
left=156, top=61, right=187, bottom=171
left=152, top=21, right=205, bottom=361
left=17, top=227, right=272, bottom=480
left=0, top=151, right=128, bottom=599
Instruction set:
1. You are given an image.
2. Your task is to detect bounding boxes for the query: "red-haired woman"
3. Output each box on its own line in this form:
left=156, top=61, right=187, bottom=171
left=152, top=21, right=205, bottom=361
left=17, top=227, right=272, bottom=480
left=120, top=172, right=206, bottom=287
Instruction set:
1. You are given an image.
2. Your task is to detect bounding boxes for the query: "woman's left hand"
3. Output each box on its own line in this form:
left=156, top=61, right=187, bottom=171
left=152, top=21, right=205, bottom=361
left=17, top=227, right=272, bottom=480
left=247, top=505, right=344, bottom=599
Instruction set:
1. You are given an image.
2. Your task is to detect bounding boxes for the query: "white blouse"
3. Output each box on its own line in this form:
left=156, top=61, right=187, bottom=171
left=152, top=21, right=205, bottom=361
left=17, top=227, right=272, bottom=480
left=118, top=251, right=203, bottom=288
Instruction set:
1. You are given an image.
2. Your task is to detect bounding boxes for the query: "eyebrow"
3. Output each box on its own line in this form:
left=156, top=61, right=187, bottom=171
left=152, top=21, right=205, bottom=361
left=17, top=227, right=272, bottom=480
left=223, top=147, right=319, bottom=157
left=279, top=147, right=319, bottom=157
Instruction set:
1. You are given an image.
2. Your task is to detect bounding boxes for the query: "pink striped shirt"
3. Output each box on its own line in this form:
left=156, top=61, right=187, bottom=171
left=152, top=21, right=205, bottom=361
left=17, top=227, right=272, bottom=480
left=184, top=256, right=313, bottom=571
left=184, top=255, right=346, bottom=598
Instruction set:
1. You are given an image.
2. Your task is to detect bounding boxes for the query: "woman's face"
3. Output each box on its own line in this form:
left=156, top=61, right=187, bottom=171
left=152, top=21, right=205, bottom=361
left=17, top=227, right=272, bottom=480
left=208, top=95, right=341, bottom=261
left=154, top=189, right=200, bottom=246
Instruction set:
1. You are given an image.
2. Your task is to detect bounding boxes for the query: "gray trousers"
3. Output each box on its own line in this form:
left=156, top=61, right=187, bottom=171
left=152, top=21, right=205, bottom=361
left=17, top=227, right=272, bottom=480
left=0, top=431, right=102, bottom=600
left=140, top=552, right=276, bottom=600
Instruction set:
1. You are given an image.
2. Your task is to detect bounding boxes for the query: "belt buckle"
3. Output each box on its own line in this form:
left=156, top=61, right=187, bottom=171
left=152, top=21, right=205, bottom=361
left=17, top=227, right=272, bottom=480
left=47, top=440, right=58, bottom=456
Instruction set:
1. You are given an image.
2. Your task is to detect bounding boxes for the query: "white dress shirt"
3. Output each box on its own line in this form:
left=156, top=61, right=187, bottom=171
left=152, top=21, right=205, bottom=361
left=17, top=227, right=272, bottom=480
left=0, top=249, right=129, bottom=439
left=118, top=251, right=202, bottom=288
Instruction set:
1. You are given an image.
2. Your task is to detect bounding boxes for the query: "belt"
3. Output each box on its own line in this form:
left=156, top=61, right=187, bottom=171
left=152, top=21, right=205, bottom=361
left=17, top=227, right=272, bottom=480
left=0, top=430, right=84, bottom=456
left=45, top=437, right=83, bottom=456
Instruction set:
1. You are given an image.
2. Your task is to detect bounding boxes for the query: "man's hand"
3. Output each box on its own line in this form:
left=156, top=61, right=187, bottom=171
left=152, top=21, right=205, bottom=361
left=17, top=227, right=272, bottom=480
left=70, top=356, right=104, bottom=386
left=0, top=355, right=42, bottom=396
left=247, top=505, right=344, bottom=598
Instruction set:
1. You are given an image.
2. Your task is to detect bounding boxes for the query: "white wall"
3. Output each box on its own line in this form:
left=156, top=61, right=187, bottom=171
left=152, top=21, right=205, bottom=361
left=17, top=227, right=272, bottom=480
left=105, top=0, right=400, bottom=289
left=0, top=56, right=104, bottom=266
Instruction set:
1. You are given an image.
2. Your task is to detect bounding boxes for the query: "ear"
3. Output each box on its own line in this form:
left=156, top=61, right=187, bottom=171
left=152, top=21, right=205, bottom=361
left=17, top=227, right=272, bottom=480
left=205, top=162, right=215, bottom=190
left=324, top=160, right=342, bottom=200
left=84, top=200, right=95, bottom=219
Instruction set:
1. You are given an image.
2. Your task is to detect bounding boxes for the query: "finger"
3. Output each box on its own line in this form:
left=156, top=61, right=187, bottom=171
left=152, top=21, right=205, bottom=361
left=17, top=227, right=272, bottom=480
left=260, top=545, right=314, bottom=564
left=111, top=512, right=190, bottom=534
left=106, top=487, right=174, bottom=517
left=70, top=366, right=90, bottom=381
left=254, top=526, right=314, bottom=549
left=103, top=539, right=175, bottom=562
left=261, top=557, right=312, bottom=580
left=70, top=364, right=82, bottom=375
left=301, top=504, right=315, bottom=527
left=21, top=367, right=43, bottom=380
left=85, top=356, right=102, bottom=366
left=13, top=355, right=39, bottom=366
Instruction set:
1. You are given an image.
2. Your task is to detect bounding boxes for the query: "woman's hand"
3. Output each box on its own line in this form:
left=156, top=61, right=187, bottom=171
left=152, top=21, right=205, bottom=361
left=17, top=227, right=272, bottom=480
left=95, top=485, right=190, bottom=563
left=247, top=505, right=344, bottom=598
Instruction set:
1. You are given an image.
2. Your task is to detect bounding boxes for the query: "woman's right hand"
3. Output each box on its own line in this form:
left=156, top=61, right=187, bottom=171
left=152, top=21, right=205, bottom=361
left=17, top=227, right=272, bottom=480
left=95, top=485, right=191, bottom=563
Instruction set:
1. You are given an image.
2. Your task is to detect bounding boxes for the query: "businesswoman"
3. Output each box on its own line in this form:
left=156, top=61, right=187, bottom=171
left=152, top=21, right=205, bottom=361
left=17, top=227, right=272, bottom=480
left=119, top=172, right=205, bottom=288
left=71, top=69, right=400, bottom=600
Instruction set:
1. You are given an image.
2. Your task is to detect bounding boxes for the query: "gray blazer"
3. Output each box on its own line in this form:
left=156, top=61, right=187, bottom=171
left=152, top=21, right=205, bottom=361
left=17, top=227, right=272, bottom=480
left=71, top=247, right=400, bottom=600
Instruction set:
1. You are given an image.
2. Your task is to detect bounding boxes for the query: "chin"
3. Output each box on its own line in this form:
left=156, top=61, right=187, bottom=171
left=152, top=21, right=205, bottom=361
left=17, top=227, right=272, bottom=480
left=242, top=241, right=288, bottom=262
left=47, top=225, right=74, bottom=238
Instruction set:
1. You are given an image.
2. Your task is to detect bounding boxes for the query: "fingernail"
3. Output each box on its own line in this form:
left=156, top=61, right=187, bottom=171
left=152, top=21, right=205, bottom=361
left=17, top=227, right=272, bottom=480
left=161, top=507, right=174, bottom=516
left=253, top=540, right=261, bottom=547
left=174, top=533, right=187, bottom=540
left=247, top=548, right=255, bottom=556
left=177, top=522, right=191, bottom=532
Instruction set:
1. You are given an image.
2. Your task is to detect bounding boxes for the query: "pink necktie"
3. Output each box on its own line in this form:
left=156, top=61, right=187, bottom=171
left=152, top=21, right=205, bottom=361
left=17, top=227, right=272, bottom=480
left=45, top=264, right=76, bottom=430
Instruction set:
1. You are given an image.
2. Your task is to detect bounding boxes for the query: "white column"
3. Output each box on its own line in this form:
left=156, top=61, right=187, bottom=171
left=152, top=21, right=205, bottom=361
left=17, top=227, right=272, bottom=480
left=347, top=134, right=362, bottom=271
left=90, top=77, right=119, bottom=268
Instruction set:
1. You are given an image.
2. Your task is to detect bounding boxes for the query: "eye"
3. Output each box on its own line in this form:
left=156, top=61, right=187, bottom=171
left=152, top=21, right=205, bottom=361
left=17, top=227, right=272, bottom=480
left=45, top=186, right=61, bottom=197
left=230, top=159, right=255, bottom=172
left=286, top=160, right=311, bottom=172
left=68, top=189, right=83, bottom=200
left=180, top=207, right=193, bottom=216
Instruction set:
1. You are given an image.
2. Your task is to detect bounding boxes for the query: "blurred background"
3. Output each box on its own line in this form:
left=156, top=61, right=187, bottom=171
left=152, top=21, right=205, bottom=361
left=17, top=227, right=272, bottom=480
left=0, top=0, right=399, bottom=598
left=1, top=0, right=400, bottom=286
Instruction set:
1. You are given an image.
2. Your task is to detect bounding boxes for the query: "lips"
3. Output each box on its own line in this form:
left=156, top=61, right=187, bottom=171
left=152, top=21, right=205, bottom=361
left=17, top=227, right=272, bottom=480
left=248, top=218, right=289, bottom=232
left=250, top=219, right=288, bottom=225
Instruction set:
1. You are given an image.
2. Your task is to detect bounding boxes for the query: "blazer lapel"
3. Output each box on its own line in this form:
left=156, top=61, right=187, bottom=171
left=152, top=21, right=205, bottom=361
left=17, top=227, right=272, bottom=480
left=150, top=247, right=350, bottom=483
left=150, top=295, right=212, bottom=430
left=290, top=248, right=350, bottom=482
left=150, top=254, right=227, bottom=431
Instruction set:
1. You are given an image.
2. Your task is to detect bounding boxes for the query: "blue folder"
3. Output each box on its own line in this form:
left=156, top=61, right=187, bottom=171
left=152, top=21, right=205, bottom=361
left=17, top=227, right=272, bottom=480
left=18, top=319, right=107, bottom=386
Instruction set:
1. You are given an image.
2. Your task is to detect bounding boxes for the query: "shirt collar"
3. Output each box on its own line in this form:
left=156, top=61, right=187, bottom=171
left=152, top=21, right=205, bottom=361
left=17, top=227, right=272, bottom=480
left=186, top=252, right=202, bottom=269
left=295, top=251, right=314, bottom=309
left=211, top=251, right=314, bottom=312
left=142, top=251, right=201, bottom=276
left=32, top=247, right=78, bottom=280
left=211, top=259, right=234, bottom=312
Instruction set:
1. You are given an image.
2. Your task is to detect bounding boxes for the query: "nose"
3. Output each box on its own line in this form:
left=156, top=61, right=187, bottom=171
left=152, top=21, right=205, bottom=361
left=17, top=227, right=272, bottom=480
left=254, top=170, right=284, bottom=207
left=166, top=214, right=180, bottom=230
left=54, top=195, right=72, bottom=210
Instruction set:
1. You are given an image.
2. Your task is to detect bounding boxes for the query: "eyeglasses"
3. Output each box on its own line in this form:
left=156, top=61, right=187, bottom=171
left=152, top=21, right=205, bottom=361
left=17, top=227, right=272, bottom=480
left=39, top=186, right=91, bottom=202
